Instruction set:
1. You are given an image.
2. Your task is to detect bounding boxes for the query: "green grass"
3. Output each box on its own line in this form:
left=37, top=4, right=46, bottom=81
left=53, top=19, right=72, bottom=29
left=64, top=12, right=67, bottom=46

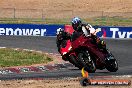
left=84, top=17, right=132, bottom=26
left=0, top=48, right=53, bottom=67
left=0, top=17, right=132, bottom=26
left=0, top=18, right=69, bottom=25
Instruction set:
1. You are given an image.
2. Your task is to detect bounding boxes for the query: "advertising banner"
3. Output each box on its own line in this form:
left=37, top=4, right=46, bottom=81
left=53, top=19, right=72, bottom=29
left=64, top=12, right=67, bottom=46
left=64, top=25, right=132, bottom=38
left=95, top=26, right=132, bottom=38
left=0, top=24, right=64, bottom=36
left=0, top=24, right=131, bottom=38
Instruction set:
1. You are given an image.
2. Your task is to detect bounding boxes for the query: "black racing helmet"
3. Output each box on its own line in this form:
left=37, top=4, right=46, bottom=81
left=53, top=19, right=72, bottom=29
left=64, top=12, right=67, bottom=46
left=71, top=17, right=82, bottom=31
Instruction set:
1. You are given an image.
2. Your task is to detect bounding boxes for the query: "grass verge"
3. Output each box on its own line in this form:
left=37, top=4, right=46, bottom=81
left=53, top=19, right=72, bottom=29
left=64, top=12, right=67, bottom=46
left=0, top=48, right=53, bottom=67
left=0, top=17, right=132, bottom=26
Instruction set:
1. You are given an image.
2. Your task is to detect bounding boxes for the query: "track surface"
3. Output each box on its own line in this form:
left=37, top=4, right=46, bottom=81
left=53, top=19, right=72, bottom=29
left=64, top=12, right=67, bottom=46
left=0, top=36, right=132, bottom=80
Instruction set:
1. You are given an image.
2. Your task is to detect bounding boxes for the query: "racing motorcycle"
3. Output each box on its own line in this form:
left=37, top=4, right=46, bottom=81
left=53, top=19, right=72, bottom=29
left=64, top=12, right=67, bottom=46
left=57, top=29, right=118, bottom=73
left=70, top=33, right=118, bottom=73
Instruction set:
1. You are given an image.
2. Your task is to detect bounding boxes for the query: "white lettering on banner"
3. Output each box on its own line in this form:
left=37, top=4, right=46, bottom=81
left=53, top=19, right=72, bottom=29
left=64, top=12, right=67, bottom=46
left=110, top=28, right=132, bottom=38
left=127, top=32, right=132, bottom=38
left=0, top=28, right=47, bottom=36
left=14, top=28, right=22, bottom=35
left=22, top=29, right=33, bottom=35
left=110, top=28, right=119, bottom=38
left=33, top=29, right=40, bottom=36
left=118, top=31, right=126, bottom=38
left=6, top=28, right=14, bottom=35
left=0, top=28, right=5, bottom=35
left=41, top=29, right=46, bottom=36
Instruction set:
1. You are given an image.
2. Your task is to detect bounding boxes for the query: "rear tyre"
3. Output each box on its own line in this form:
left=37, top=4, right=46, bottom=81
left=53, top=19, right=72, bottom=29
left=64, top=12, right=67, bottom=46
left=78, top=50, right=96, bottom=73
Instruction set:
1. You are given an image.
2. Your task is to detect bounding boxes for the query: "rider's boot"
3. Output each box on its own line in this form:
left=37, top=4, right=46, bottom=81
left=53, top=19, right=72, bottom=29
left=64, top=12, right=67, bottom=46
left=96, top=38, right=106, bottom=51
left=91, top=34, right=106, bottom=51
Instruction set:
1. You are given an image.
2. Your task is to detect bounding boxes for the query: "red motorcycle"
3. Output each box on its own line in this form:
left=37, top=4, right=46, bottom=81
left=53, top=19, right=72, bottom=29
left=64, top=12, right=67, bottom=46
left=57, top=25, right=118, bottom=73
left=71, top=33, right=118, bottom=73
left=59, top=33, right=118, bottom=73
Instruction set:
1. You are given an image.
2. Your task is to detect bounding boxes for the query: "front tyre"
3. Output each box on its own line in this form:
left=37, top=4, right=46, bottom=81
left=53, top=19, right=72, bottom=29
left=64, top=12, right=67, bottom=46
left=105, top=59, right=118, bottom=72
left=69, top=55, right=82, bottom=69
left=78, top=51, right=96, bottom=73
left=105, top=50, right=118, bottom=72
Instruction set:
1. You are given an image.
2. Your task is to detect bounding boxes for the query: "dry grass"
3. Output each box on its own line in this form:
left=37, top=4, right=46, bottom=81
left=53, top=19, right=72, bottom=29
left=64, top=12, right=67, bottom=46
left=0, top=0, right=132, bottom=26
left=0, top=0, right=132, bottom=12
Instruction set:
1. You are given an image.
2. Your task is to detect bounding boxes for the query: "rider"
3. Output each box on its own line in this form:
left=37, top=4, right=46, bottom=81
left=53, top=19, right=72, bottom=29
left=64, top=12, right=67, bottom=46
left=71, top=17, right=106, bottom=49
left=56, top=28, right=71, bottom=53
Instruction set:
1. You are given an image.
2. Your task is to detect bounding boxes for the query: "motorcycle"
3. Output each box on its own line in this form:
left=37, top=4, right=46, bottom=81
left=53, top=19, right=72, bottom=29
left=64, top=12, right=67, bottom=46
left=70, top=33, right=118, bottom=73
left=57, top=28, right=118, bottom=73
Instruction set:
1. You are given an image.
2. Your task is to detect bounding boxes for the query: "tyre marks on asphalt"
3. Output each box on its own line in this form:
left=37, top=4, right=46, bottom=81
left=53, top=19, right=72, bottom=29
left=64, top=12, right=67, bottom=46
left=0, top=63, right=73, bottom=75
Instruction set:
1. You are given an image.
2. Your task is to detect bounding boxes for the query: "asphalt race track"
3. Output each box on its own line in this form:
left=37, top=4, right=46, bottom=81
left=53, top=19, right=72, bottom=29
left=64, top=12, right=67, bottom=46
left=0, top=36, right=132, bottom=80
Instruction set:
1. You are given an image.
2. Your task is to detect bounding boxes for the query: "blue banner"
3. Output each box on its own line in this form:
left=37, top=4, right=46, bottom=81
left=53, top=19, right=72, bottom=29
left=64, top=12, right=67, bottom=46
left=0, top=24, right=64, bottom=36
left=0, top=24, right=131, bottom=38
left=95, top=26, right=132, bottom=38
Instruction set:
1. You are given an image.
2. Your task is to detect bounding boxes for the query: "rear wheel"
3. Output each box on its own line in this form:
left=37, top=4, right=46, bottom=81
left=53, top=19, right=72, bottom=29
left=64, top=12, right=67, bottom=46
left=78, top=50, right=96, bottom=73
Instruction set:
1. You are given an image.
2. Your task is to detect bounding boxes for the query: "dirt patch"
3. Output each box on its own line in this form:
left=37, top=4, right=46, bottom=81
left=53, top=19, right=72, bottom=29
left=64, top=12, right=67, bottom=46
left=0, top=77, right=131, bottom=88
left=0, top=0, right=132, bottom=12
left=0, top=0, right=132, bottom=19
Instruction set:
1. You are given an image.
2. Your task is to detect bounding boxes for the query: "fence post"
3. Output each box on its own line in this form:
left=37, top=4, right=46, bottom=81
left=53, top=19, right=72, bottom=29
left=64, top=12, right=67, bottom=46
left=41, top=9, right=43, bottom=20
left=102, top=11, right=104, bottom=17
left=14, top=8, right=16, bottom=19
left=101, top=11, right=104, bottom=26
left=72, top=9, right=74, bottom=17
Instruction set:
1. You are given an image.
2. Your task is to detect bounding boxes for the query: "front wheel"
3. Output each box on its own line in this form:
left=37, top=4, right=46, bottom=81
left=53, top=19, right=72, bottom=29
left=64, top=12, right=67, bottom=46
left=78, top=51, right=96, bottom=73
left=105, top=59, right=118, bottom=72
left=69, top=55, right=82, bottom=69
left=105, top=50, right=118, bottom=72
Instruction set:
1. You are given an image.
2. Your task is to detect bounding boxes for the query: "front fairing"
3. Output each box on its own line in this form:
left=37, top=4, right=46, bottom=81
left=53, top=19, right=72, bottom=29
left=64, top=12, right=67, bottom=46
left=60, top=40, right=72, bottom=56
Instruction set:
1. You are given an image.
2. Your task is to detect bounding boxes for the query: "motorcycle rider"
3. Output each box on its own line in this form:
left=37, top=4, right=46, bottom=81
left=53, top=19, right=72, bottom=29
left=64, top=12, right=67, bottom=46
left=71, top=17, right=106, bottom=49
left=56, top=28, right=71, bottom=53
left=56, top=17, right=106, bottom=54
